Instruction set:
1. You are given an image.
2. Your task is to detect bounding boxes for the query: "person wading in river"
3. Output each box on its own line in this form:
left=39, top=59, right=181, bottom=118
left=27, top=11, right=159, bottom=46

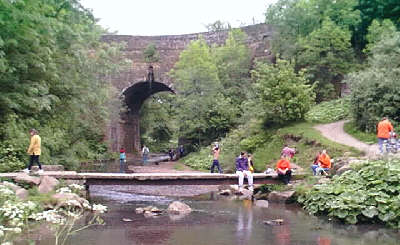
left=23, top=129, right=43, bottom=174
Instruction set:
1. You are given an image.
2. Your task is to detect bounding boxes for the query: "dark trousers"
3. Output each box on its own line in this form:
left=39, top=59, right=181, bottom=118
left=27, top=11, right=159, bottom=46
left=278, top=170, right=292, bottom=184
left=211, top=160, right=223, bottom=173
left=28, top=155, right=42, bottom=170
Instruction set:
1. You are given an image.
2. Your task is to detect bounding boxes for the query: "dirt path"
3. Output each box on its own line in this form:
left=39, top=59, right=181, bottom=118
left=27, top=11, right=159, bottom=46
left=314, top=120, right=378, bottom=157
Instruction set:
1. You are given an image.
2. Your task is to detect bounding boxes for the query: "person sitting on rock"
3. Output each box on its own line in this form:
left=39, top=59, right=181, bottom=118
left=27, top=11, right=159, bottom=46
left=236, top=152, right=253, bottom=192
left=276, top=155, right=292, bottom=185
left=313, top=149, right=331, bottom=175
left=310, top=151, right=321, bottom=175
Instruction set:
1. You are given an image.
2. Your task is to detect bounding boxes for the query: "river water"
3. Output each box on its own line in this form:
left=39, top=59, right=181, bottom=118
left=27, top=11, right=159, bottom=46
left=28, top=185, right=398, bottom=245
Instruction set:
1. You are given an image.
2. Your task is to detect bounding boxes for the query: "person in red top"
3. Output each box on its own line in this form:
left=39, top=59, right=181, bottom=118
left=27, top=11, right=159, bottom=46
left=377, top=117, right=394, bottom=154
left=312, top=149, right=331, bottom=175
left=276, top=156, right=292, bottom=185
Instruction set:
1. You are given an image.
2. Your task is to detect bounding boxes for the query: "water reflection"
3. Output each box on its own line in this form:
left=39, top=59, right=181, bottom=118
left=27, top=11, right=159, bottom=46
left=236, top=200, right=253, bottom=245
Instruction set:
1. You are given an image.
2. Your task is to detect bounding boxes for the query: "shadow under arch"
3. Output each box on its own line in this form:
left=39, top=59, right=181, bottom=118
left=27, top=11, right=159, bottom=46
left=121, top=80, right=175, bottom=153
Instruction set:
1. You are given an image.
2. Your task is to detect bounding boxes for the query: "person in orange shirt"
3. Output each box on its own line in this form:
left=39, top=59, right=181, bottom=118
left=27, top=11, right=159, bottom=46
left=276, top=156, right=292, bottom=185
left=377, top=117, right=394, bottom=154
left=312, top=149, right=331, bottom=175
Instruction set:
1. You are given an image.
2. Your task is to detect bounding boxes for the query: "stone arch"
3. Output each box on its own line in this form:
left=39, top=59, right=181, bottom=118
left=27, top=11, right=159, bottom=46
left=120, top=81, right=174, bottom=153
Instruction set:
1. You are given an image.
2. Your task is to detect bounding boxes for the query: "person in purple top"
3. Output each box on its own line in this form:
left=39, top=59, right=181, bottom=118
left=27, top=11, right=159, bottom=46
left=236, top=152, right=253, bottom=193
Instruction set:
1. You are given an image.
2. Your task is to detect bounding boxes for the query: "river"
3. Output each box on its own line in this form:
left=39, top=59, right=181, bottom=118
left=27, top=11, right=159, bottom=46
left=29, top=185, right=400, bottom=245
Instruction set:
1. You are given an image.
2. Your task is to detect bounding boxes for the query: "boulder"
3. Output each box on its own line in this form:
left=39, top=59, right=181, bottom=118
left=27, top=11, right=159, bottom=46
left=31, top=165, right=64, bottom=171
left=218, top=189, right=232, bottom=196
left=38, top=176, right=59, bottom=194
left=268, top=191, right=295, bottom=203
left=2, top=181, right=21, bottom=191
left=16, top=188, right=29, bottom=200
left=255, top=200, right=269, bottom=208
left=52, top=193, right=84, bottom=209
left=144, top=211, right=160, bottom=218
left=253, top=192, right=269, bottom=200
left=15, top=173, right=41, bottom=186
left=167, top=201, right=192, bottom=214
left=135, top=207, right=145, bottom=214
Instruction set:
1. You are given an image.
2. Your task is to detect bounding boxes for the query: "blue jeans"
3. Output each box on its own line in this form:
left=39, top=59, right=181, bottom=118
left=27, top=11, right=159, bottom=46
left=311, top=164, right=329, bottom=175
left=143, top=154, right=148, bottom=165
left=120, top=159, right=125, bottom=173
left=211, top=160, right=222, bottom=173
left=378, top=137, right=389, bottom=153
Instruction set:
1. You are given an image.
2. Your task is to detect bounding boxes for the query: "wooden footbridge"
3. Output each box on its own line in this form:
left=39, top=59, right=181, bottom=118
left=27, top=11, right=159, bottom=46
left=0, top=172, right=304, bottom=186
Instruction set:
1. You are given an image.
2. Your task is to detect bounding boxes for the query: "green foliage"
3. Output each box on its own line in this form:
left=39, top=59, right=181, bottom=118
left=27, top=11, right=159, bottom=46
left=305, top=97, right=351, bottom=123
left=169, top=38, right=239, bottom=147
left=364, top=19, right=397, bottom=54
left=143, top=43, right=160, bottom=63
left=298, top=159, right=400, bottom=228
left=252, top=59, right=315, bottom=125
left=182, top=147, right=213, bottom=170
left=343, top=121, right=377, bottom=144
left=140, top=94, right=177, bottom=152
left=354, top=0, right=400, bottom=49
left=347, top=32, right=400, bottom=131
left=213, top=29, right=252, bottom=107
left=0, top=0, right=128, bottom=171
left=297, top=18, right=355, bottom=101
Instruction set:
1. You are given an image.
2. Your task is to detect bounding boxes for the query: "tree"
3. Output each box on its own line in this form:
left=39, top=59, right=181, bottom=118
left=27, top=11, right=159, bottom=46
left=348, top=32, right=400, bottom=131
left=364, top=19, right=397, bottom=54
left=0, top=0, right=128, bottom=171
left=169, top=38, right=238, bottom=147
left=213, top=29, right=252, bottom=108
left=297, top=18, right=355, bottom=101
left=252, top=59, right=315, bottom=125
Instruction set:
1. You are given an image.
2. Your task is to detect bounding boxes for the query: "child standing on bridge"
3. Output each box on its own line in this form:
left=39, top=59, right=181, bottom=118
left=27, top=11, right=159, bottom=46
left=142, top=145, right=149, bottom=165
left=210, top=143, right=223, bottom=173
left=119, top=148, right=126, bottom=173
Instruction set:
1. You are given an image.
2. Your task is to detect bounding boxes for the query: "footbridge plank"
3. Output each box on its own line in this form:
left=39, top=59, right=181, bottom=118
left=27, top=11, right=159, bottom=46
left=0, top=172, right=304, bottom=185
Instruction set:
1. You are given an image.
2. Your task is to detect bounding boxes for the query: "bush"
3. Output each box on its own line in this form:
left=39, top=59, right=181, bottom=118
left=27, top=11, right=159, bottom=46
left=252, top=59, right=315, bottom=125
left=0, top=145, right=25, bottom=173
left=347, top=32, right=400, bottom=131
left=305, top=97, right=351, bottom=123
left=298, top=159, right=400, bottom=227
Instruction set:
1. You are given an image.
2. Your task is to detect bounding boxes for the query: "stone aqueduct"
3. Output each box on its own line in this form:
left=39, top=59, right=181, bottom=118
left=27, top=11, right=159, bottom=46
left=102, top=24, right=274, bottom=153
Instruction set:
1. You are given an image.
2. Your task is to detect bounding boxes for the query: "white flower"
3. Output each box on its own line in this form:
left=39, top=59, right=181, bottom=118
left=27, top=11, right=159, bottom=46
left=92, top=204, right=107, bottom=213
left=56, top=187, right=72, bottom=194
left=68, top=184, right=84, bottom=190
left=65, top=199, right=81, bottom=207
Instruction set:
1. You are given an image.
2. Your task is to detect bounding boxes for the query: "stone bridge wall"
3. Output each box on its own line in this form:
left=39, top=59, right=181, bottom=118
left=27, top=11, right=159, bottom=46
left=102, top=24, right=275, bottom=153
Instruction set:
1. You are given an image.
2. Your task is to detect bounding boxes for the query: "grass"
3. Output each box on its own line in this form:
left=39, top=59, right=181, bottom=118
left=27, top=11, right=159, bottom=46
left=343, top=121, right=376, bottom=144
left=253, top=122, right=361, bottom=171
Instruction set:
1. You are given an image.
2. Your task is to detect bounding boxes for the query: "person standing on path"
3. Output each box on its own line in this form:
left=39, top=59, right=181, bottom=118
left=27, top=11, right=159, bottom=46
left=210, top=144, right=223, bottom=173
left=178, top=145, right=184, bottom=158
left=236, top=152, right=253, bottom=192
left=142, top=145, right=149, bottom=165
left=377, top=117, right=394, bottom=154
left=119, top=148, right=126, bottom=173
left=24, top=129, right=43, bottom=174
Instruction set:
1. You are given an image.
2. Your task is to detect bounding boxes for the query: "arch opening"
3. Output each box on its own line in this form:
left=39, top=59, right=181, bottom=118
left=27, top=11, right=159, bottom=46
left=120, top=81, right=174, bottom=153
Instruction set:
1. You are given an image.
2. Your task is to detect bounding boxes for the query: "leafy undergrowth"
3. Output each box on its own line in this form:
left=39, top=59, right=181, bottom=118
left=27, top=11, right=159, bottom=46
left=183, top=120, right=361, bottom=173
left=344, top=121, right=377, bottom=144
left=298, top=159, right=400, bottom=228
left=305, top=97, right=350, bottom=123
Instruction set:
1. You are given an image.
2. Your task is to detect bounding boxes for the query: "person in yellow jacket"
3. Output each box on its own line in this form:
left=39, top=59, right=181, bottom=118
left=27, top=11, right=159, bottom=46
left=23, top=129, right=43, bottom=173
